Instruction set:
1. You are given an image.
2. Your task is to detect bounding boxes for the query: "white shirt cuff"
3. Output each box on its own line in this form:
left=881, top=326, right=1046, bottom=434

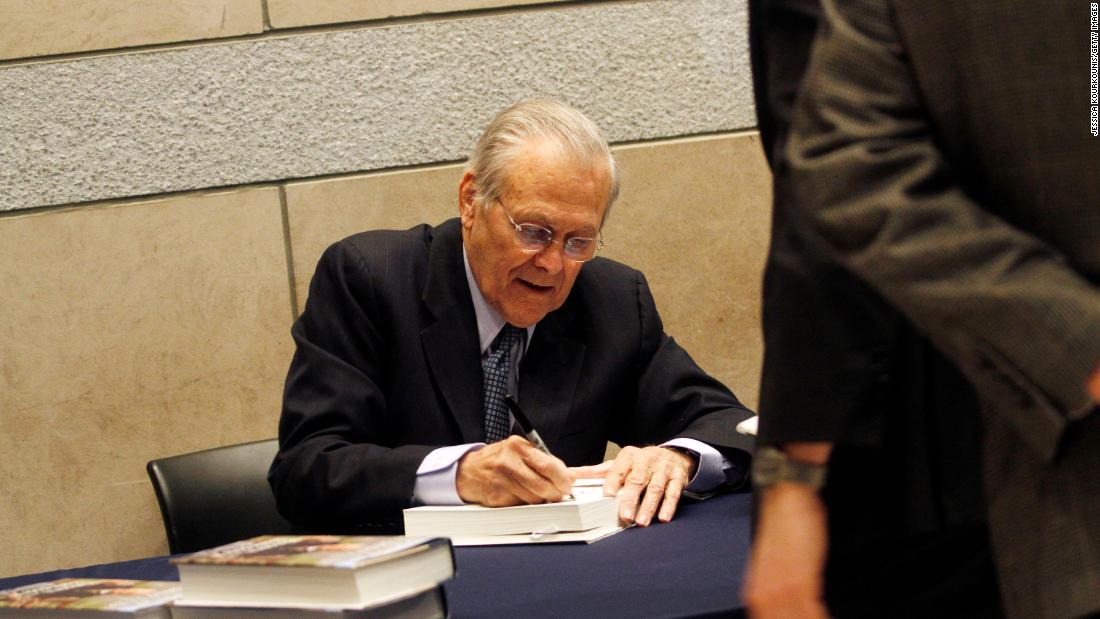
left=413, top=443, right=485, bottom=505
left=662, top=437, right=729, bottom=492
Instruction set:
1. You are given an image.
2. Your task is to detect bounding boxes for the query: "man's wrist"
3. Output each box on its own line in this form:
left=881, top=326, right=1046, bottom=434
left=1087, top=363, right=1100, bottom=402
left=663, top=445, right=699, bottom=478
left=414, top=443, right=484, bottom=505
left=783, top=442, right=832, bottom=464
left=752, top=446, right=828, bottom=491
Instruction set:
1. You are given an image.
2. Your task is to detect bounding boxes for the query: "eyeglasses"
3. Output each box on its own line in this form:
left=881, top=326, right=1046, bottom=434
left=494, top=198, right=604, bottom=262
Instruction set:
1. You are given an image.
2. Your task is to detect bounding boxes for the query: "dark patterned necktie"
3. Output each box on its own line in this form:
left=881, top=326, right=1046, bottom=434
left=482, top=324, right=526, bottom=443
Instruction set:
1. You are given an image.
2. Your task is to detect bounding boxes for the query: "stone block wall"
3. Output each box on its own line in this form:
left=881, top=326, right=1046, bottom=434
left=0, top=0, right=770, bottom=576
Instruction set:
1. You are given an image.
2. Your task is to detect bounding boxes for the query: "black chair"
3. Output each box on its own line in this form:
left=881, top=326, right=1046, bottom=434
left=146, top=438, right=294, bottom=554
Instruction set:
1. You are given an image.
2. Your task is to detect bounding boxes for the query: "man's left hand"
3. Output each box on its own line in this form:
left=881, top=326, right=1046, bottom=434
left=575, top=446, right=697, bottom=526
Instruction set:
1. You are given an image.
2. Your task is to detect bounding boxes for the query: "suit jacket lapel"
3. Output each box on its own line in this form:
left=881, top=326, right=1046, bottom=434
left=420, top=219, right=485, bottom=444
left=518, top=305, right=585, bottom=443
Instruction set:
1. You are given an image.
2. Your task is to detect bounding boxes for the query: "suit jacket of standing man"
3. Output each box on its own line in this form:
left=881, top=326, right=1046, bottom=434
left=269, top=217, right=754, bottom=532
left=778, top=0, right=1100, bottom=616
left=751, top=0, right=993, bottom=614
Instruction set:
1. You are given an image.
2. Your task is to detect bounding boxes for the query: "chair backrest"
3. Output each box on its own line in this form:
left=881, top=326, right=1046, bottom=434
left=146, top=438, right=294, bottom=554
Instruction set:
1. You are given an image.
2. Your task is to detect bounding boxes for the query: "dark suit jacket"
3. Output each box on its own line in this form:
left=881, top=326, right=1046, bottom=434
left=752, top=3, right=994, bottom=615
left=752, top=2, right=990, bottom=614
left=269, top=218, right=754, bottom=532
left=782, top=1, right=1100, bottom=616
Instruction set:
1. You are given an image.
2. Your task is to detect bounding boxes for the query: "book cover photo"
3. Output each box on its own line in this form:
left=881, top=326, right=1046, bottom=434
left=0, top=579, right=180, bottom=617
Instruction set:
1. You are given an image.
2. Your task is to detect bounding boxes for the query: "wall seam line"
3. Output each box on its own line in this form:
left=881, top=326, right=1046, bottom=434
left=278, top=185, right=300, bottom=320
left=261, top=0, right=273, bottom=31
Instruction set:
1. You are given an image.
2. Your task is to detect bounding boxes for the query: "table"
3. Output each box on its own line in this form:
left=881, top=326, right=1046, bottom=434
left=0, top=493, right=752, bottom=618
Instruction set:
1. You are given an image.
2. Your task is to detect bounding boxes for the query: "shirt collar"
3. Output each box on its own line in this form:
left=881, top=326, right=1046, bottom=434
left=463, top=246, right=535, bottom=355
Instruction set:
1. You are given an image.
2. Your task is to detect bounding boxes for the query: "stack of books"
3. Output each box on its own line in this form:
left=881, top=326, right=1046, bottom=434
left=169, top=535, right=454, bottom=618
left=1, top=536, right=454, bottom=618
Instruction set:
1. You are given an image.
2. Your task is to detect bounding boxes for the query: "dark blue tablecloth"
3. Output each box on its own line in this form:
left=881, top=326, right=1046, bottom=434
left=0, top=493, right=752, bottom=618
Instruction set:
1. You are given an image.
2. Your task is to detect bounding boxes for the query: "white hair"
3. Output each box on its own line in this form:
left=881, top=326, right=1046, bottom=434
left=464, top=99, right=620, bottom=218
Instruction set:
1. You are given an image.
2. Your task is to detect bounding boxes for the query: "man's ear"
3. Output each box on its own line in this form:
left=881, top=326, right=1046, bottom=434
left=458, top=171, right=478, bottom=229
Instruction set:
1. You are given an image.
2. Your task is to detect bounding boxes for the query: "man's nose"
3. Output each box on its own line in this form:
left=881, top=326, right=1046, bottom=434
left=531, top=241, right=565, bottom=273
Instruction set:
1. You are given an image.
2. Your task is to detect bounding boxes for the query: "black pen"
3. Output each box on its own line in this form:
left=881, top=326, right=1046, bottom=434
left=504, top=394, right=553, bottom=457
left=506, top=395, right=575, bottom=502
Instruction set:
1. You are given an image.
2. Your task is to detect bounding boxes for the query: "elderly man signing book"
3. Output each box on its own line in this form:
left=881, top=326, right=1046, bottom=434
left=269, top=99, right=755, bottom=534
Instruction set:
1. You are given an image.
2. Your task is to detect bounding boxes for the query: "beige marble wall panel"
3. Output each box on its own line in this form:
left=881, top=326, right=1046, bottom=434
left=285, top=132, right=770, bottom=409
left=285, top=165, right=466, bottom=307
left=0, top=188, right=294, bottom=577
left=0, top=0, right=264, bottom=61
left=602, top=133, right=770, bottom=409
left=267, top=0, right=569, bottom=28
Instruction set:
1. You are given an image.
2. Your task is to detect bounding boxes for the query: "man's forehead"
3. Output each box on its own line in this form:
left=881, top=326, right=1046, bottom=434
left=504, top=146, right=608, bottom=195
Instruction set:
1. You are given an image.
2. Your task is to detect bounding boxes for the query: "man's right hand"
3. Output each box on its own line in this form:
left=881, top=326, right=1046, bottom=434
left=744, top=442, right=833, bottom=619
left=743, top=482, right=831, bottom=619
left=455, top=435, right=573, bottom=506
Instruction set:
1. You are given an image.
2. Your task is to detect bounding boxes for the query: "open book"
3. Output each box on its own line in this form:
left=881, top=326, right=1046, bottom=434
left=402, top=479, right=627, bottom=546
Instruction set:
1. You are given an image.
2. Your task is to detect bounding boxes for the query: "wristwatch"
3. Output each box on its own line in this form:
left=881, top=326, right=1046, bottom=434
left=751, top=446, right=827, bottom=490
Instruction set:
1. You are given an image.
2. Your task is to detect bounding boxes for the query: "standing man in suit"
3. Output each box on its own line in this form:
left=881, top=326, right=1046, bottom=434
left=269, top=99, right=754, bottom=534
left=747, top=0, right=999, bottom=616
left=745, top=1, right=1100, bottom=617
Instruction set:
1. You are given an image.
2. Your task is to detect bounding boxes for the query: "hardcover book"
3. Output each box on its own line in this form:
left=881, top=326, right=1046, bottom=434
left=0, top=579, right=180, bottom=618
left=169, top=585, right=447, bottom=619
left=402, top=479, right=626, bottom=545
left=171, top=536, right=453, bottom=610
